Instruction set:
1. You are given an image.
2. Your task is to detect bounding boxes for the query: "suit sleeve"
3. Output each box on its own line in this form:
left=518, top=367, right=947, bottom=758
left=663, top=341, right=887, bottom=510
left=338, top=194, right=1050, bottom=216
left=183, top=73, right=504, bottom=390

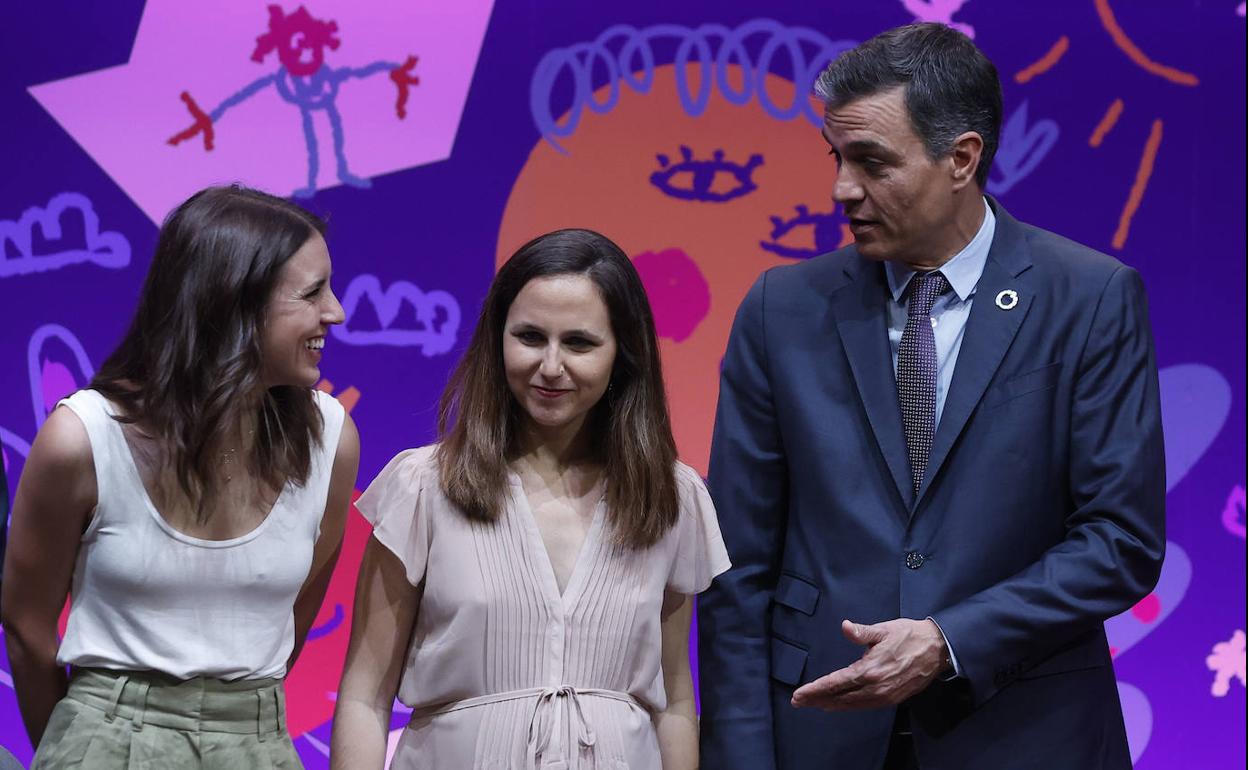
left=698, top=271, right=789, bottom=770
left=932, top=265, right=1166, bottom=705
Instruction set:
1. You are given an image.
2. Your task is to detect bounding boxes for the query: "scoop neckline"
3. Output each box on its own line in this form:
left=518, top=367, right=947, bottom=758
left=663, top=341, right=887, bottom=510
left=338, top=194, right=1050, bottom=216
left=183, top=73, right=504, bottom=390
left=95, top=391, right=289, bottom=548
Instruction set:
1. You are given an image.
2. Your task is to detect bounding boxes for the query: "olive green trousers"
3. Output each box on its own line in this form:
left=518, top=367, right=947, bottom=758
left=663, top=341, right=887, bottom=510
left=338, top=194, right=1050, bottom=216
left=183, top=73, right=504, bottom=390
left=31, top=668, right=302, bottom=769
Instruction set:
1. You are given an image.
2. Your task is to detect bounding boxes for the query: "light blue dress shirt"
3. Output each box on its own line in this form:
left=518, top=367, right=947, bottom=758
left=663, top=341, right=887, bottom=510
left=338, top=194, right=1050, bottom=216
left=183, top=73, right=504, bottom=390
left=885, top=198, right=996, bottom=426
left=883, top=198, right=995, bottom=678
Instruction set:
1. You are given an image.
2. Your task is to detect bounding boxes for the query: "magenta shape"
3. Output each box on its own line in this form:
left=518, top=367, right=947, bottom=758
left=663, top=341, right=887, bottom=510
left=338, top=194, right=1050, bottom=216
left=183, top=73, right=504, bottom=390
left=1222, top=485, right=1246, bottom=539
left=1106, top=541, right=1190, bottom=658
left=41, top=359, right=79, bottom=412
left=1131, top=594, right=1162, bottom=624
left=632, top=248, right=711, bottom=343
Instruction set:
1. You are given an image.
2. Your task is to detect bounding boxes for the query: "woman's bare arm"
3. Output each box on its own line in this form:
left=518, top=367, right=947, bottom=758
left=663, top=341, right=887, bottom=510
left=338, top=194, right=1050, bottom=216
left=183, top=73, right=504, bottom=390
left=330, top=537, right=421, bottom=769
left=289, top=413, right=360, bottom=670
left=1, top=407, right=96, bottom=746
left=655, top=590, right=699, bottom=770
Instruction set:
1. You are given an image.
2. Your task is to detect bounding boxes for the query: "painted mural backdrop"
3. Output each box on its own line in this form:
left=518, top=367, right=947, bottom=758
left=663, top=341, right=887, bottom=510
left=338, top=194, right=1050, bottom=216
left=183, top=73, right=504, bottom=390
left=1, top=1, right=1243, bottom=766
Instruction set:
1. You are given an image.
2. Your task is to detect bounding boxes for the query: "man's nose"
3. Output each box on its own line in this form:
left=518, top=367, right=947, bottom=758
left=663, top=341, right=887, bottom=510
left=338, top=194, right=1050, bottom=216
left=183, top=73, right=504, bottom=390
left=833, top=168, right=863, bottom=204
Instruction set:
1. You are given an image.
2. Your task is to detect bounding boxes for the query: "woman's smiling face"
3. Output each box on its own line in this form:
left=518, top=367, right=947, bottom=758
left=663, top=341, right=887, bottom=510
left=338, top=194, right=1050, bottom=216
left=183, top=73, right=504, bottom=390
left=259, top=233, right=345, bottom=389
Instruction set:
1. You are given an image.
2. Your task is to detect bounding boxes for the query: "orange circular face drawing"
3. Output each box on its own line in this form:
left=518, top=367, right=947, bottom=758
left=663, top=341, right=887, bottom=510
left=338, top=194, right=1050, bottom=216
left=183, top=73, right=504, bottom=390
left=499, top=65, right=846, bottom=473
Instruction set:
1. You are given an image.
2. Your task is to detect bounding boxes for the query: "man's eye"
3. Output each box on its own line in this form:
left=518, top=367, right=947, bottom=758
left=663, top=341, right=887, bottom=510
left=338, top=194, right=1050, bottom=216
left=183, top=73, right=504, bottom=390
left=861, top=159, right=887, bottom=176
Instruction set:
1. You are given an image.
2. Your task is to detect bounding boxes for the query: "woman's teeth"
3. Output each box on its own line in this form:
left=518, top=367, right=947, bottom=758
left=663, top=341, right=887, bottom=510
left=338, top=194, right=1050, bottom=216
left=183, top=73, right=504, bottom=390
left=306, top=338, right=324, bottom=350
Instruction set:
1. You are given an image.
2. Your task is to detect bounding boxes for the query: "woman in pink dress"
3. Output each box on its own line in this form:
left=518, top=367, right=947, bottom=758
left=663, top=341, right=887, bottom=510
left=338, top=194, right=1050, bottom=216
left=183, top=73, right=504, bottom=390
left=331, top=228, right=729, bottom=769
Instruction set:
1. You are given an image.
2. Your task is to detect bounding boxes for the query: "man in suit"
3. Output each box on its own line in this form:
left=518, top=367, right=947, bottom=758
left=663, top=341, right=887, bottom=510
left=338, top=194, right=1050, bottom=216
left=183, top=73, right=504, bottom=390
left=697, top=22, right=1165, bottom=770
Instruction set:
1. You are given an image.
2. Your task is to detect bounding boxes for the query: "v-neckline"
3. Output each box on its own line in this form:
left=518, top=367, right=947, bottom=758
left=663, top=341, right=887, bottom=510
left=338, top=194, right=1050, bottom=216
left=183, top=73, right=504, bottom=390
left=508, top=470, right=605, bottom=608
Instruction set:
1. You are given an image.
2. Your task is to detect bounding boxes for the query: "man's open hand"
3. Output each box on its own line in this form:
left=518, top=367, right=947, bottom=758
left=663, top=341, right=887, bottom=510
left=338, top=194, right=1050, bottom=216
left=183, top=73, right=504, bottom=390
left=790, top=618, right=950, bottom=711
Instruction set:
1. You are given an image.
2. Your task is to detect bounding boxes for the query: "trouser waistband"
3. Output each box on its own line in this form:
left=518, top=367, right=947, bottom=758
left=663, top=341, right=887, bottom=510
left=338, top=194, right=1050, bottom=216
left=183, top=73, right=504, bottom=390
left=66, top=668, right=287, bottom=738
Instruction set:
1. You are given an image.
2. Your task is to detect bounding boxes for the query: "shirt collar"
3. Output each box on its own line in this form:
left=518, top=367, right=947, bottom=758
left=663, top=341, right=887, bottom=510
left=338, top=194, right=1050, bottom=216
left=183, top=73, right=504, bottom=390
left=884, top=197, right=996, bottom=304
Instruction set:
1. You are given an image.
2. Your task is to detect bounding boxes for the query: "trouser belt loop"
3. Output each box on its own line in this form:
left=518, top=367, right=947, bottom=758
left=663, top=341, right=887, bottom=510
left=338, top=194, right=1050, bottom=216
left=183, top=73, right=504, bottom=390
left=256, top=689, right=267, bottom=742
left=273, top=686, right=285, bottom=736
left=130, top=680, right=152, bottom=732
left=104, top=674, right=130, bottom=723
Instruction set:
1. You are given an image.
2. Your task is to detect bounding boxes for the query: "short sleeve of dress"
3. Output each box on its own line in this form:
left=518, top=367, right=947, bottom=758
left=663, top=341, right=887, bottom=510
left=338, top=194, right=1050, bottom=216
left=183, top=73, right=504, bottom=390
left=355, top=446, right=437, bottom=587
left=666, top=463, right=732, bottom=595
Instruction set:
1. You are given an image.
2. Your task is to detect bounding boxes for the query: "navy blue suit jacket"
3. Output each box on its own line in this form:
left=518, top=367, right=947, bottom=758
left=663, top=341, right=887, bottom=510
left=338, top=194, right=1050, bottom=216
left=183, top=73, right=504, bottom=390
left=698, top=199, right=1165, bottom=770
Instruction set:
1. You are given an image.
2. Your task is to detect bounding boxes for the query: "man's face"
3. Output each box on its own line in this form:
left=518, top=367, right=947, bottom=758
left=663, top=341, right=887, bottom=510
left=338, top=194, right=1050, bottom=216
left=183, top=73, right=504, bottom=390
left=823, top=86, right=958, bottom=265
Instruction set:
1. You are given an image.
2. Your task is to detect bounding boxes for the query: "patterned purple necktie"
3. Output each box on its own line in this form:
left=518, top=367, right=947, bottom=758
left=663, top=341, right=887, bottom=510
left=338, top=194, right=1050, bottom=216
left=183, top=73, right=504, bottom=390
left=897, top=270, right=949, bottom=494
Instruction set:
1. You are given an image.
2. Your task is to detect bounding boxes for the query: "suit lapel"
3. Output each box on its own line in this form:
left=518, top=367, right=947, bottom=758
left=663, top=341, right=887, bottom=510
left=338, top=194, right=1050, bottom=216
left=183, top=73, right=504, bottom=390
left=916, top=201, right=1035, bottom=508
left=828, top=256, right=914, bottom=508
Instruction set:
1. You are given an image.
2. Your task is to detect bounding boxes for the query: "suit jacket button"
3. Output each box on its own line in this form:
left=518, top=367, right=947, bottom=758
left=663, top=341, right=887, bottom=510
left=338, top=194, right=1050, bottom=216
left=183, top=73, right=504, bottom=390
left=905, top=551, right=925, bottom=569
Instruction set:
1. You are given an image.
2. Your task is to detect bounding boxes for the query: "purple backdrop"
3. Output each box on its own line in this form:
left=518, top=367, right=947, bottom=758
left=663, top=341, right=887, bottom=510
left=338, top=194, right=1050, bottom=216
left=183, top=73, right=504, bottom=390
left=1, top=1, right=1243, bottom=767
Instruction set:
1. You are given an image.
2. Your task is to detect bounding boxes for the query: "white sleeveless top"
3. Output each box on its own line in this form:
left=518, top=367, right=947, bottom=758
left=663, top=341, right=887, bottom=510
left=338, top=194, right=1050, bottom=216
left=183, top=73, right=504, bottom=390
left=55, top=388, right=345, bottom=680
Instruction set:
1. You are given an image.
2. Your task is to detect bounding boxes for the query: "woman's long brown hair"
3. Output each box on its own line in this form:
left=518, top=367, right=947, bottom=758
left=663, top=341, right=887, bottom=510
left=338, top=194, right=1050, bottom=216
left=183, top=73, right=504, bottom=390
left=437, top=228, right=679, bottom=549
left=91, top=185, right=326, bottom=521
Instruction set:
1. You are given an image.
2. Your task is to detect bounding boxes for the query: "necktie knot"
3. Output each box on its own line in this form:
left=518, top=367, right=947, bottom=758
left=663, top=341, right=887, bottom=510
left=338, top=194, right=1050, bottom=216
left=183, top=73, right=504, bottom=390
left=906, top=270, right=949, bottom=318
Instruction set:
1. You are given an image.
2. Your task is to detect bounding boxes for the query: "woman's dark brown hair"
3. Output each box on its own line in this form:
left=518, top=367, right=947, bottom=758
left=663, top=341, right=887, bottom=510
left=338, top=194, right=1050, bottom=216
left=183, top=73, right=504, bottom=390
left=92, top=185, right=326, bottom=520
left=437, top=228, right=679, bottom=549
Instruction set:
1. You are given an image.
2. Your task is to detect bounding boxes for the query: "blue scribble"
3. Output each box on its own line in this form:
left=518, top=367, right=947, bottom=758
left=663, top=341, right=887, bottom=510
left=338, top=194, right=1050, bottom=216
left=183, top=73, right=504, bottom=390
left=650, top=146, right=764, bottom=202
left=331, top=274, right=461, bottom=355
left=0, top=193, right=130, bottom=278
left=0, top=427, right=32, bottom=463
left=307, top=603, right=345, bottom=641
left=986, top=100, right=1059, bottom=196
left=0, top=324, right=94, bottom=482
left=28, top=324, right=95, bottom=429
left=169, top=5, right=419, bottom=199
left=760, top=203, right=846, bottom=259
left=531, top=20, right=857, bottom=152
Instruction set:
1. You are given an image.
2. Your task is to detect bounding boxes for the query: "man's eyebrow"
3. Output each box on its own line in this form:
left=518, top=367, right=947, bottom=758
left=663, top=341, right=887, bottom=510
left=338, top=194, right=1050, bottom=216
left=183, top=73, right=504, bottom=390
left=841, top=139, right=893, bottom=155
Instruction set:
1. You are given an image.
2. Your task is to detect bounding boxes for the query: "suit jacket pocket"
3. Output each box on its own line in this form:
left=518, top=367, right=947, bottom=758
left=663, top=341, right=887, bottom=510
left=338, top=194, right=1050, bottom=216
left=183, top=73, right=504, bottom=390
left=985, top=361, right=1062, bottom=410
left=774, top=572, right=820, bottom=615
left=770, top=635, right=809, bottom=686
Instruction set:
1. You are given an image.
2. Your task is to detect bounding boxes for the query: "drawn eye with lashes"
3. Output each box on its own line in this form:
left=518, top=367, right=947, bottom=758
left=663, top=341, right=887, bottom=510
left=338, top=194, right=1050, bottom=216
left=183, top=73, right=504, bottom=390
left=649, top=146, right=764, bottom=203
left=759, top=204, right=850, bottom=260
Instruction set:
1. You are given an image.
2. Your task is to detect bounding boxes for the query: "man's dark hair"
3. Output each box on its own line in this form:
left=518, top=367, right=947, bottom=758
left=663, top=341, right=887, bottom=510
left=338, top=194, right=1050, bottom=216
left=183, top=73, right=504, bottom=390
left=815, top=22, right=1002, bottom=188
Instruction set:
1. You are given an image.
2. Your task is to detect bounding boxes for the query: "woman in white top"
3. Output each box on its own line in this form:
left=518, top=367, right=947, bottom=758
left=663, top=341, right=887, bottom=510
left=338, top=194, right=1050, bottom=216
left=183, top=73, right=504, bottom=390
left=1, top=185, right=359, bottom=768
left=331, top=228, right=730, bottom=769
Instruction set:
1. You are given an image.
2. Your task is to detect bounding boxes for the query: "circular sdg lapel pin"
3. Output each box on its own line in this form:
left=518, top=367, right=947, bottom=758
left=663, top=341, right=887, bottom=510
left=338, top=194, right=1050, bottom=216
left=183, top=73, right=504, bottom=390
left=995, top=289, right=1019, bottom=310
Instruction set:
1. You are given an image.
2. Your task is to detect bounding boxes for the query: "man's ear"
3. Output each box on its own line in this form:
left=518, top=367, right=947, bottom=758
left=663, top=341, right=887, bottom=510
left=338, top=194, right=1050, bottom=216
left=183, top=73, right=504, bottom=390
left=948, top=131, right=984, bottom=192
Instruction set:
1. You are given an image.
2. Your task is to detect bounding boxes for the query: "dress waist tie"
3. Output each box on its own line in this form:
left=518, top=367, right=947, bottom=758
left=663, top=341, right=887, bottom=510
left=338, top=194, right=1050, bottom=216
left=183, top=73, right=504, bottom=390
left=413, top=685, right=644, bottom=769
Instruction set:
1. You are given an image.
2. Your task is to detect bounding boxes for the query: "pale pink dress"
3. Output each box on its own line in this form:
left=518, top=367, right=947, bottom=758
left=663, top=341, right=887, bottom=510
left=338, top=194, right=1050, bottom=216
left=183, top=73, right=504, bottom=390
left=355, top=445, right=730, bottom=770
